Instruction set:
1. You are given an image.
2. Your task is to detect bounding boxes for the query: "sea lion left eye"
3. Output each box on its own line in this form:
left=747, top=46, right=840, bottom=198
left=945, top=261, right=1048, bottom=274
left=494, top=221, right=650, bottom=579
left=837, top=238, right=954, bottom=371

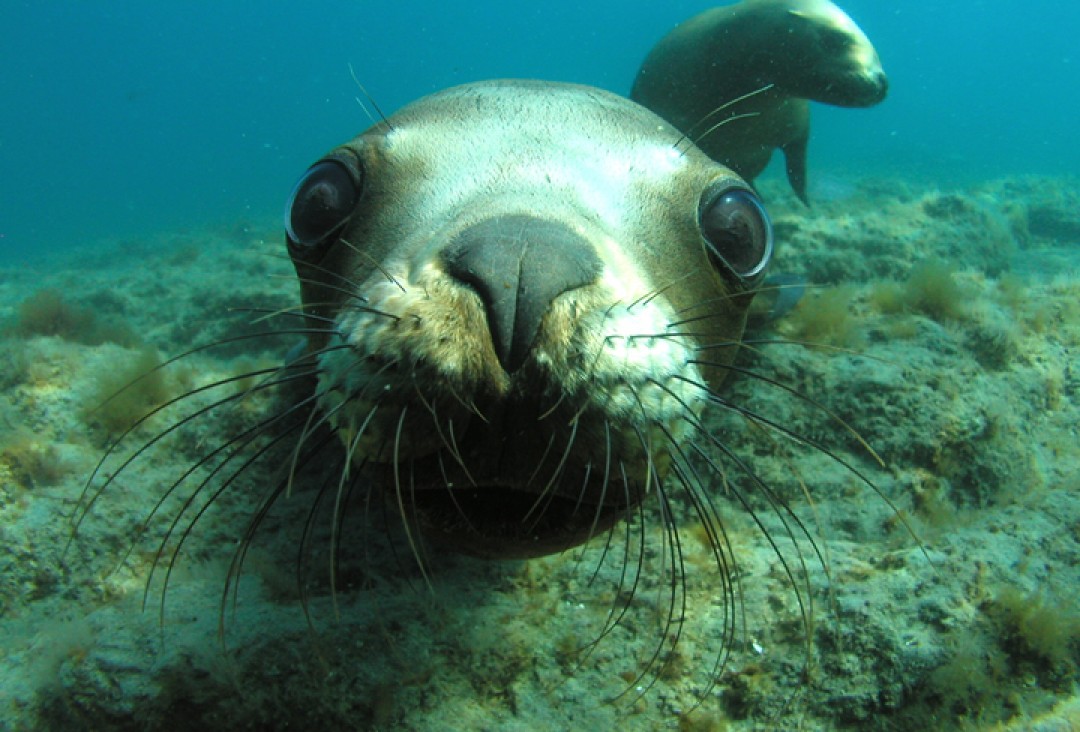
left=698, top=186, right=773, bottom=285
left=819, top=28, right=851, bottom=52
left=285, top=159, right=360, bottom=247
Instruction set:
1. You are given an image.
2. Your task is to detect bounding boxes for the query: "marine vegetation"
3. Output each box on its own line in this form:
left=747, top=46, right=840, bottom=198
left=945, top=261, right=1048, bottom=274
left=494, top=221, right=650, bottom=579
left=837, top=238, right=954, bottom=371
left=81, top=347, right=180, bottom=435
left=0, top=427, right=66, bottom=489
left=779, top=284, right=864, bottom=346
left=12, top=288, right=138, bottom=346
left=868, top=258, right=970, bottom=322
left=14, top=175, right=1075, bottom=732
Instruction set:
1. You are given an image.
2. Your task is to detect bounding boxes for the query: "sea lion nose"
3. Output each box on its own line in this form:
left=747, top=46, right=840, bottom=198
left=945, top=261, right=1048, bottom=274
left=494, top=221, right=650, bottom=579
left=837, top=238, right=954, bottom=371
left=872, top=68, right=889, bottom=98
left=442, top=215, right=602, bottom=373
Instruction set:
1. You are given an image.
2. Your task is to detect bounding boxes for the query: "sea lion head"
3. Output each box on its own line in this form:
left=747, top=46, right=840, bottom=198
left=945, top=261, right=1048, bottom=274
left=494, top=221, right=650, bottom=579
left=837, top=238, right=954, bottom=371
left=771, top=0, right=888, bottom=107
left=285, top=80, right=773, bottom=559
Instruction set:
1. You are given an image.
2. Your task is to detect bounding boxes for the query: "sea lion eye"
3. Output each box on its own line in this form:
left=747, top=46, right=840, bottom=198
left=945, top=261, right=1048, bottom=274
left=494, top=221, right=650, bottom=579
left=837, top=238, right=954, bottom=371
left=818, top=27, right=852, bottom=53
left=285, top=157, right=362, bottom=249
left=698, top=186, right=773, bottom=286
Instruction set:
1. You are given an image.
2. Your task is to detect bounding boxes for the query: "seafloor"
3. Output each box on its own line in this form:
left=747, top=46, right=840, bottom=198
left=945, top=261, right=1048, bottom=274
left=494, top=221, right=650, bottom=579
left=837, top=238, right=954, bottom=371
left=1, top=175, right=1078, bottom=731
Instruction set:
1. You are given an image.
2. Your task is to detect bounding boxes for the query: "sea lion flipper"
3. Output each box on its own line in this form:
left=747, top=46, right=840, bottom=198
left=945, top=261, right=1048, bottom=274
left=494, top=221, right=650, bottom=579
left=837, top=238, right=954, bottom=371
left=783, top=134, right=810, bottom=206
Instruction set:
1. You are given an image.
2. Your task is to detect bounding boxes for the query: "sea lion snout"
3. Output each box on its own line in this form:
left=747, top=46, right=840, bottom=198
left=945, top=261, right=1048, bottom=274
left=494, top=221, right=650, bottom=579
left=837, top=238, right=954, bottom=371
left=818, top=60, right=887, bottom=108
left=819, top=35, right=888, bottom=107
left=867, top=66, right=888, bottom=98
left=442, top=215, right=603, bottom=373
left=791, top=0, right=888, bottom=106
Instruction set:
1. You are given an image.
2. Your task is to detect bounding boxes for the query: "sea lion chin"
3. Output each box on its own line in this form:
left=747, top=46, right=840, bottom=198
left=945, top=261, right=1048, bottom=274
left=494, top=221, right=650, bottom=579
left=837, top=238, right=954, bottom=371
left=630, top=0, right=888, bottom=204
left=284, top=80, right=773, bottom=559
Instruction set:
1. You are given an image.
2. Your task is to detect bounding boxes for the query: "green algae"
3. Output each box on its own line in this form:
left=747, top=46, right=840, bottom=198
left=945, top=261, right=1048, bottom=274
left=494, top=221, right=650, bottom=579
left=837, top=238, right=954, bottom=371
left=868, top=259, right=970, bottom=322
left=779, top=284, right=864, bottom=347
left=81, top=347, right=179, bottom=435
left=12, top=288, right=139, bottom=347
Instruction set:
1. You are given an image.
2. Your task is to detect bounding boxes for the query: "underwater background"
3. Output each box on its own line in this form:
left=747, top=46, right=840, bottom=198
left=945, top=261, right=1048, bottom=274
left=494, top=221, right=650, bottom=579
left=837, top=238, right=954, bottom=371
left=2, top=0, right=1078, bottom=262
left=2, top=2, right=1080, bottom=731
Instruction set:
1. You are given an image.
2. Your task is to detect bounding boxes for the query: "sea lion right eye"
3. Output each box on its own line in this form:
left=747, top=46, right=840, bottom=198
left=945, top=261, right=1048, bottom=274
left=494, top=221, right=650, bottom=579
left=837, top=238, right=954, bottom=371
left=817, top=26, right=853, bottom=54
left=698, top=185, right=773, bottom=287
left=285, top=157, right=362, bottom=249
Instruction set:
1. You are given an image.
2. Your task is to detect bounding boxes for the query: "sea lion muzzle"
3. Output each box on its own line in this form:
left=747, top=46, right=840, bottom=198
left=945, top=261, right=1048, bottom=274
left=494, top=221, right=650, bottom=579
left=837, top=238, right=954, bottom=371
left=442, top=215, right=603, bottom=373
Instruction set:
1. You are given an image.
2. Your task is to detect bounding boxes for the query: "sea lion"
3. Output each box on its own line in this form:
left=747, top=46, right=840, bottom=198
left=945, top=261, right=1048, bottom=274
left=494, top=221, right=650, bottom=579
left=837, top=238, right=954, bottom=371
left=283, top=79, right=773, bottom=559
left=80, top=79, right=774, bottom=564
left=631, top=0, right=888, bottom=204
left=76, top=79, right=777, bottom=698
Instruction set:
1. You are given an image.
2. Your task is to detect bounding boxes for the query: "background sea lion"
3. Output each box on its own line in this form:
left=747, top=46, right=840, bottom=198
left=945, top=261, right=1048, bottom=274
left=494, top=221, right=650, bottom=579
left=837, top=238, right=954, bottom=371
left=284, top=79, right=773, bottom=559
left=631, top=0, right=888, bottom=204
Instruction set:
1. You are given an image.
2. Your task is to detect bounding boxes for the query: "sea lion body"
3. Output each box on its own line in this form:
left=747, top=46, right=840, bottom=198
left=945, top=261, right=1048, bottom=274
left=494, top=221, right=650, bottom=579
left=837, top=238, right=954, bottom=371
left=285, top=80, right=773, bottom=558
left=631, top=0, right=888, bottom=203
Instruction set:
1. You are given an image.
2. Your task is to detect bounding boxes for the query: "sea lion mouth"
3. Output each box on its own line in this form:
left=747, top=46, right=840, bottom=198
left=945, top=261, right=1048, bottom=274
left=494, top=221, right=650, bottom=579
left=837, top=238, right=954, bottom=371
left=404, top=480, right=633, bottom=560
left=371, top=391, right=645, bottom=559
left=836, top=67, right=889, bottom=107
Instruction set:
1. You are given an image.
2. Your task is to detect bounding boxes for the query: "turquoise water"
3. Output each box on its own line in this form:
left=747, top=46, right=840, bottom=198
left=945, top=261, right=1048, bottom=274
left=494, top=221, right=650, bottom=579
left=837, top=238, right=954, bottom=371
left=2, top=1, right=1078, bottom=262
left=2, top=3, right=1079, bottom=730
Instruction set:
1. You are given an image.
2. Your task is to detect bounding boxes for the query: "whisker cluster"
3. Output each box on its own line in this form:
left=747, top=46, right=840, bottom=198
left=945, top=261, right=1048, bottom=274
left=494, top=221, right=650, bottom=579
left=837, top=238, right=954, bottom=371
left=70, top=244, right=907, bottom=714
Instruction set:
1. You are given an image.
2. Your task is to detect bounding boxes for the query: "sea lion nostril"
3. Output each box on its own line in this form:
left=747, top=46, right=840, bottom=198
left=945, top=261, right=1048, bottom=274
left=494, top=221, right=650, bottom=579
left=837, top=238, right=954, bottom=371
left=875, top=69, right=889, bottom=95
left=442, top=215, right=603, bottom=373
